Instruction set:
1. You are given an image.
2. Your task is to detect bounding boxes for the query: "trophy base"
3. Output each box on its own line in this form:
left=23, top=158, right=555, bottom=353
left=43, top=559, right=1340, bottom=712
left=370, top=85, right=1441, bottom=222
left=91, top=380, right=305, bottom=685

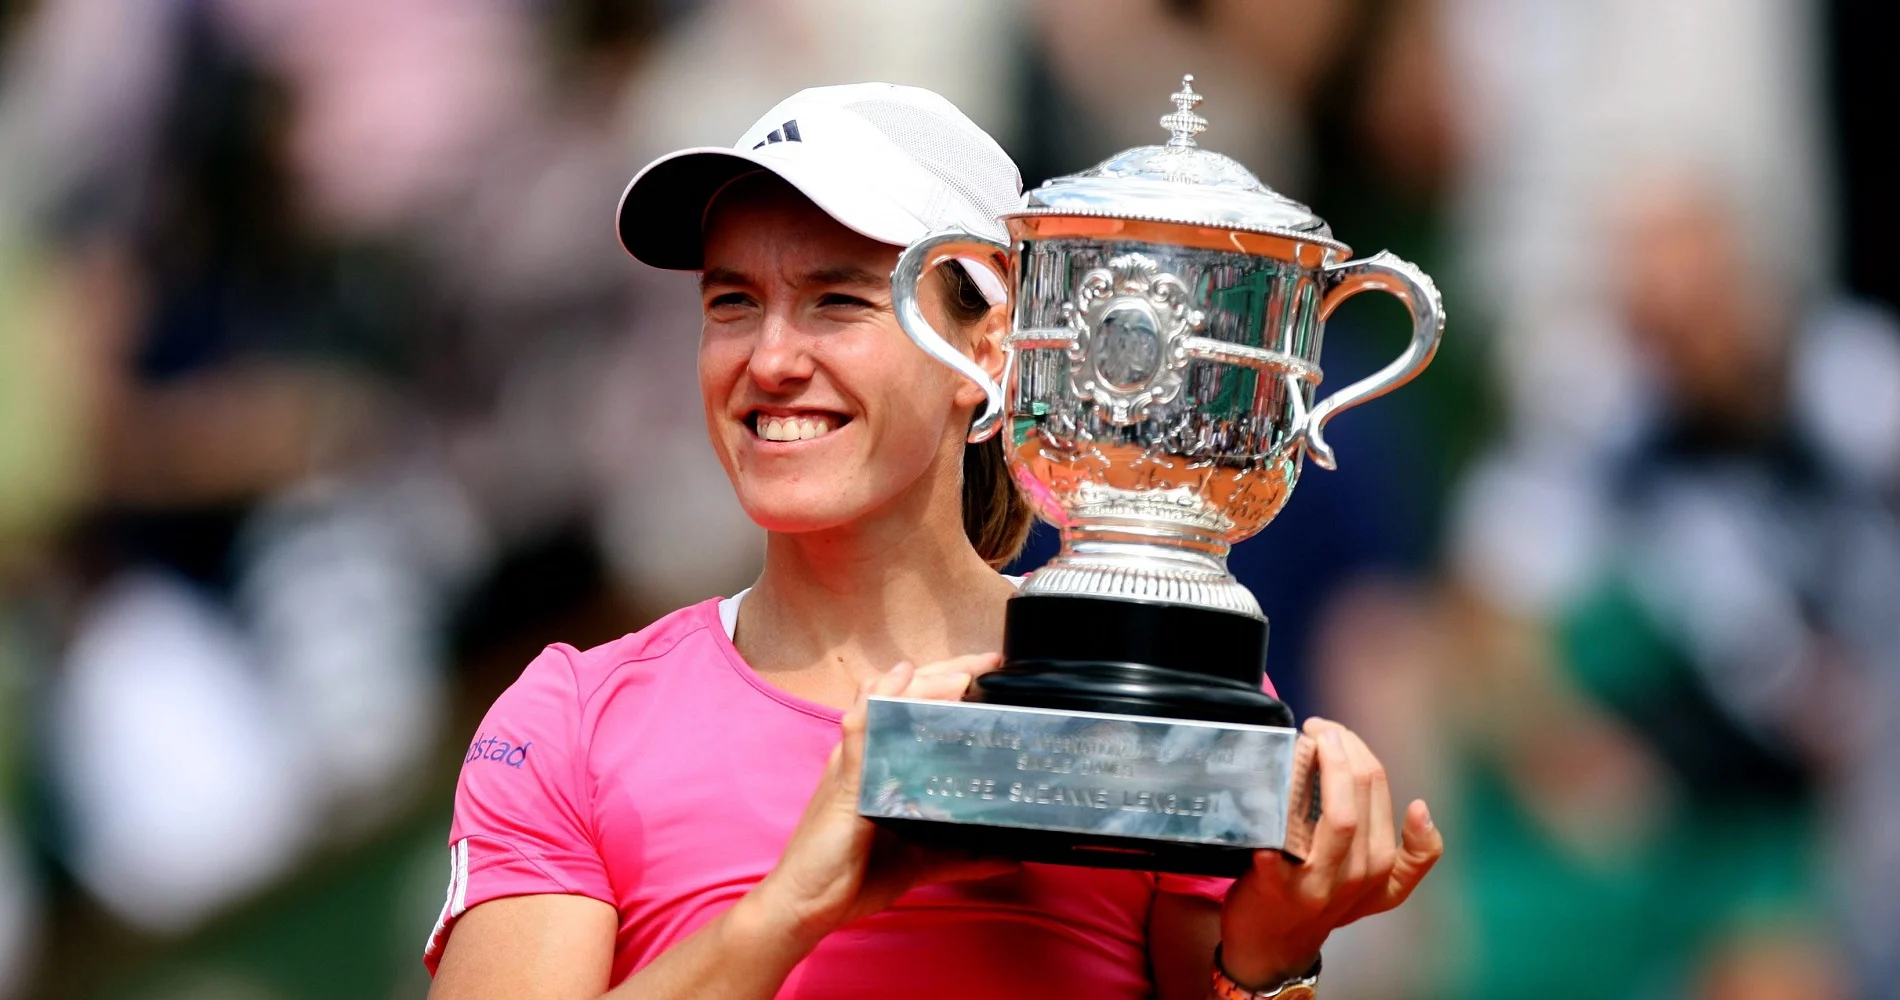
left=858, top=696, right=1316, bottom=876
left=977, top=595, right=1292, bottom=727
left=873, top=817, right=1260, bottom=877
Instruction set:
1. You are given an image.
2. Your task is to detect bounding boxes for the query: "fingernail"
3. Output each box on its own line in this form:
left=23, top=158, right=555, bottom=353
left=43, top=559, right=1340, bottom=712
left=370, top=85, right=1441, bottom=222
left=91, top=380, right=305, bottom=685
left=1323, top=728, right=1346, bottom=753
left=1419, top=801, right=1435, bottom=830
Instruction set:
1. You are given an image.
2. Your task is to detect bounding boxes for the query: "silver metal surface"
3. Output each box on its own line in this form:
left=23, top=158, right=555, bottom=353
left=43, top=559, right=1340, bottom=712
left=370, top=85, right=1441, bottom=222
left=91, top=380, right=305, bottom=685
left=888, top=74, right=1445, bottom=615
left=859, top=696, right=1300, bottom=849
left=1017, top=75, right=1343, bottom=248
left=890, top=231, right=1011, bottom=442
left=1306, top=251, right=1445, bottom=470
left=1159, top=74, right=1210, bottom=148
left=1060, top=252, right=1205, bottom=425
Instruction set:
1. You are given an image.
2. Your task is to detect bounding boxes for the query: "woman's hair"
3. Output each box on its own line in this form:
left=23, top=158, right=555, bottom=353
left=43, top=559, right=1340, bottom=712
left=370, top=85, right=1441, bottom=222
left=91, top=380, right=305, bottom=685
left=935, top=263, right=1038, bottom=569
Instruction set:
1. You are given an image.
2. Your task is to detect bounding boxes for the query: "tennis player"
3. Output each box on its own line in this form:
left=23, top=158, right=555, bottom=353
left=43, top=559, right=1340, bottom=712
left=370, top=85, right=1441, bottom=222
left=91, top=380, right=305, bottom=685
left=424, top=83, right=1443, bottom=1000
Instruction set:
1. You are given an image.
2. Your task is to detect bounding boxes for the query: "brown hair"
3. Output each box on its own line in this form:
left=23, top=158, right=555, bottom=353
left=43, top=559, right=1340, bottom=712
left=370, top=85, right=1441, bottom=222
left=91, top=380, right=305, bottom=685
left=935, top=263, right=1038, bottom=568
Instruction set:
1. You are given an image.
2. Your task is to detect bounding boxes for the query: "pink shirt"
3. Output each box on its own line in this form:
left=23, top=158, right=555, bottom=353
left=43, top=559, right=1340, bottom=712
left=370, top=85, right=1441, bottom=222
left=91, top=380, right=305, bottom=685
left=425, top=597, right=1239, bottom=996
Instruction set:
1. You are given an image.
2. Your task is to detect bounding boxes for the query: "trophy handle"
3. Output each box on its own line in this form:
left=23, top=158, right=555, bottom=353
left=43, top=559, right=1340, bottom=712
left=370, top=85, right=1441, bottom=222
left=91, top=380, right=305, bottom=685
left=892, top=230, right=1012, bottom=443
left=1304, top=251, right=1445, bottom=470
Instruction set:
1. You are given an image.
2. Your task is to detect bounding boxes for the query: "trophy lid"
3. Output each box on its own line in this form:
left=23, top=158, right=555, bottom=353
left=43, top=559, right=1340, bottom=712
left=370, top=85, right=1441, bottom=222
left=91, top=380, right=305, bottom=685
left=1017, top=75, right=1346, bottom=251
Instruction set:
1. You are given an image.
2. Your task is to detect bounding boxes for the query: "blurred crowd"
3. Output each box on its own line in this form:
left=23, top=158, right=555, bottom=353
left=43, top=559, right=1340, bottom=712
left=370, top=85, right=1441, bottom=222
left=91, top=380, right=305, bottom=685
left=0, top=0, right=1894, bottom=998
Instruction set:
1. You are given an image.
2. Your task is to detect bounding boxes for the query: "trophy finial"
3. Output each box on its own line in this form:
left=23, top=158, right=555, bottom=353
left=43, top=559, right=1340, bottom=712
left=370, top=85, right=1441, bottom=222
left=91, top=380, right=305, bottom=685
left=1160, top=74, right=1208, bottom=148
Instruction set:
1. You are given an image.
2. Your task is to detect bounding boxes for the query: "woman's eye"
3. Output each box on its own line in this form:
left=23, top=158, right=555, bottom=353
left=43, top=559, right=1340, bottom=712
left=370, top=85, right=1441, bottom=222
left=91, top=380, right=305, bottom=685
left=706, top=292, right=753, bottom=311
left=819, top=293, right=874, bottom=309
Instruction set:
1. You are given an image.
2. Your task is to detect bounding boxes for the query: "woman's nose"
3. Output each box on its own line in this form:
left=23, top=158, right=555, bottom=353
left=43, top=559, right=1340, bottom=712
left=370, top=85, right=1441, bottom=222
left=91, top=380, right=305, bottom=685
left=746, top=309, right=817, bottom=390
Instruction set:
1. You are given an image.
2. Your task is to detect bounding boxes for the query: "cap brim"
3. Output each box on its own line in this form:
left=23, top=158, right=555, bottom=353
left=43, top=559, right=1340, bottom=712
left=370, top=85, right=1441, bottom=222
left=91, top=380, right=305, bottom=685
left=616, top=146, right=926, bottom=270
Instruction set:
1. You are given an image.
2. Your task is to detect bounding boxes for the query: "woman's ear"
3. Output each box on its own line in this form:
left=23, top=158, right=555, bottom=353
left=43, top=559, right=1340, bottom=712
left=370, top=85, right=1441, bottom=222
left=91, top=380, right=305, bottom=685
left=950, top=299, right=1009, bottom=412
left=972, top=299, right=1008, bottom=383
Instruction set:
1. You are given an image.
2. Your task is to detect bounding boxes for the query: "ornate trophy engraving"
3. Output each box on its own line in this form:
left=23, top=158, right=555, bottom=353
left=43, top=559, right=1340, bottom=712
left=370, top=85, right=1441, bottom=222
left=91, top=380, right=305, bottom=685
left=1063, top=253, right=1204, bottom=424
left=861, top=76, right=1445, bottom=875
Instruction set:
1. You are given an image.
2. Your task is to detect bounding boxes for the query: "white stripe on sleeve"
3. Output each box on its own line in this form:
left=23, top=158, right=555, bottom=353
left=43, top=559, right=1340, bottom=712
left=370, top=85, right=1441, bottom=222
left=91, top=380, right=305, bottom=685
left=424, top=838, right=471, bottom=962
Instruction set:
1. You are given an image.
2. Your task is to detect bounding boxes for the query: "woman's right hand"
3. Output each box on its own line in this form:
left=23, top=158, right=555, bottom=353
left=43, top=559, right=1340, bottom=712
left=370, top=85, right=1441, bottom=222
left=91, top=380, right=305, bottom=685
left=740, top=654, right=1018, bottom=950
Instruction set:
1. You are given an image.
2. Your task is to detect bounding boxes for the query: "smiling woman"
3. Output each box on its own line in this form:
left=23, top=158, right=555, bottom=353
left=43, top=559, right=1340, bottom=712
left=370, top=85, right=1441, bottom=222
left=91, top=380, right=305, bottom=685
left=692, top=170, right=1029, bottom=556
left=423, top=82, right=1438, bottom=1000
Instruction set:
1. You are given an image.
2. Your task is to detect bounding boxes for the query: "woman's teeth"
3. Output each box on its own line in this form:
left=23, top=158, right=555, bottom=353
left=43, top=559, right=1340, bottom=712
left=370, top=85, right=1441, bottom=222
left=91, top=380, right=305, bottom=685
left=757, top=414, right=838, bottom=442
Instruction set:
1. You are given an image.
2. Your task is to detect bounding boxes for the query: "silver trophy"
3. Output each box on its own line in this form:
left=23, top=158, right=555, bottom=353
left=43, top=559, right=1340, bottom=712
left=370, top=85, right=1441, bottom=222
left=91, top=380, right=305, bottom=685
left=860, top=76, right=1444, bottom=874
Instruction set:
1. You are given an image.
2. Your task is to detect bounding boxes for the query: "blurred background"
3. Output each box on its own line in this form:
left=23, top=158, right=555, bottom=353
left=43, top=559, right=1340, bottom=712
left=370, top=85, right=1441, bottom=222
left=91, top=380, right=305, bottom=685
left=0, top=0, right=1895, bottom=997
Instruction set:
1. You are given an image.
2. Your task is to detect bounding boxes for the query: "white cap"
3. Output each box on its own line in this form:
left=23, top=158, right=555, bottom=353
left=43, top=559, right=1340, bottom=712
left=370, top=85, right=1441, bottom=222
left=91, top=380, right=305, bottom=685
left=616, top=82, right=1021, bottom=301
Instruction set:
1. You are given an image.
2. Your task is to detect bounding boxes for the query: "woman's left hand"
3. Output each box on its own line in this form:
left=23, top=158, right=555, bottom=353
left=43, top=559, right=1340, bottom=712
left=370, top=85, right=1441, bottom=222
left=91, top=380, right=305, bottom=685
left=1217, top=717, right=1445, bottom=989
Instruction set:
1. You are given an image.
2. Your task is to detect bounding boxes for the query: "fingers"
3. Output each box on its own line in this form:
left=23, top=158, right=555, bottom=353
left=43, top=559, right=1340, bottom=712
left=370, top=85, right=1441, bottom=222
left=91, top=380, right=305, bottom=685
left=890, top=653, right=1002, bottom=703
left=912, top=653, right=1003, bottom=677
left=1293, top=718, right=1406, bottom=916
left=872, top=661, right=916, bottom=697
left=1341, top=727, right=1396, bottom=902
left=836, top=687, right=868, bottom=779
left=903, top=672, right=979, bottom=702
left=1236, top=720, right=1442, bottom=938
left=1374, top=799, right=1443, bottom=914
left=1295, top=720, right=1359, bottom=895
left=843, top=655, right=996, bottom=705
left=1334, top=727, right=1375, bottom=890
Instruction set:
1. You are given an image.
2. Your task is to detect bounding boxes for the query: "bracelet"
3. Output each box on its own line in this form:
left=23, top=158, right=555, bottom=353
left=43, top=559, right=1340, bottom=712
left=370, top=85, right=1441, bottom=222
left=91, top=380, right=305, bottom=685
left=1209, top=945, right=1321, bottom=999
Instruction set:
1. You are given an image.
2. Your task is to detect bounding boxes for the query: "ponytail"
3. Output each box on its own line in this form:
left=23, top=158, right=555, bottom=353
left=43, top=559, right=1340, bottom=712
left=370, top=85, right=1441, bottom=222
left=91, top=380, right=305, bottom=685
left=936, top=264, right=1038, bottom=568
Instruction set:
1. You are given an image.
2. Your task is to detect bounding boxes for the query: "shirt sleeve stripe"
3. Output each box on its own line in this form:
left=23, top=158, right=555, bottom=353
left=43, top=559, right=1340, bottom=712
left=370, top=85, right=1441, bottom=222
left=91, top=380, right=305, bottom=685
left=423, top=838, right=471, bottom=967
left=452, top=838, right=470, bottom=916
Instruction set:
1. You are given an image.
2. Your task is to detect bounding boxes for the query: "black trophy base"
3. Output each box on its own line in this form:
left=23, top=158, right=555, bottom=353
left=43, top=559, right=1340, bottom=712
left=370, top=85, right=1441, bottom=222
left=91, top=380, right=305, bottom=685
left=876, top=817, right=1259, bottom=877
left=975, top=594, right=1293, bottom=728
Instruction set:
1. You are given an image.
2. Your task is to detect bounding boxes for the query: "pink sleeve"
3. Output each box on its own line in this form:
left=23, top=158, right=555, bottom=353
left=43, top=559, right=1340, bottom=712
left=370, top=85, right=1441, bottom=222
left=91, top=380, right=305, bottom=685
left=424, top=645, right=612, bottom=973
left=1151, top=671, right=1277, bottom=904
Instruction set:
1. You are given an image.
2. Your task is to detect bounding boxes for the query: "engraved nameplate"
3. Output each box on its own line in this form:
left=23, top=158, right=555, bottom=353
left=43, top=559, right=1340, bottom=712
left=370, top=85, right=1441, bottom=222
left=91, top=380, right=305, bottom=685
left=858, top=697, right=1303, bottom=850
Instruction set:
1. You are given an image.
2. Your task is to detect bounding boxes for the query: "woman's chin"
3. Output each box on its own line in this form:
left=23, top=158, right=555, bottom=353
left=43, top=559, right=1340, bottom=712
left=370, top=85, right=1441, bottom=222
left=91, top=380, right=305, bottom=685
left=739, top=490, right=875, bottom=535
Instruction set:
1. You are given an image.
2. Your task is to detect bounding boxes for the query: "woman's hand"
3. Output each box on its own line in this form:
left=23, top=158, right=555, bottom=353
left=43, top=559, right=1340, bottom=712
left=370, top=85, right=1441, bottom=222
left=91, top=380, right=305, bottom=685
left=1217, top=717, right=1445, bottom=988
left=740, top=654, right=1017, bottom=952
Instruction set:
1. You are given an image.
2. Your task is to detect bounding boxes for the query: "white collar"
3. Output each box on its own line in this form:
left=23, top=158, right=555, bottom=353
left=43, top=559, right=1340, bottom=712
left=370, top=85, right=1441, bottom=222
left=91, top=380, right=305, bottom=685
left=718, top=575, right=1026, bottom=640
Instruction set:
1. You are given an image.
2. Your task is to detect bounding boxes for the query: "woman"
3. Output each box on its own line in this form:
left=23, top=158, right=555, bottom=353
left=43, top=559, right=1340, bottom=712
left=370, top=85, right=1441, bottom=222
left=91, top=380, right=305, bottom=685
left=426, top=83, right=1442, bottom=1000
